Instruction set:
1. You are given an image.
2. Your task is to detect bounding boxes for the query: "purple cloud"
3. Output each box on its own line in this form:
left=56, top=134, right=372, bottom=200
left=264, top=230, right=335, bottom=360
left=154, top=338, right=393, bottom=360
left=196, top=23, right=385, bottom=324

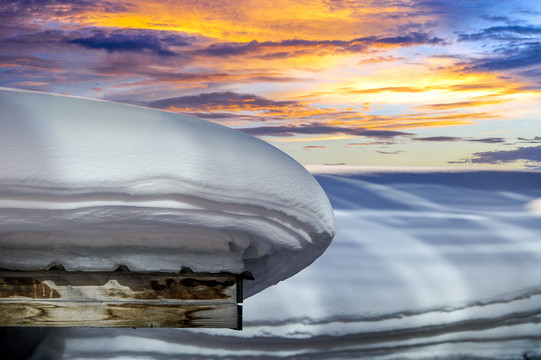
left=413, top=136, right=461, bottom=142
left=468, top=145, right=541, bottom=164
left=67, top=29, right=192, bottom=56
left=465, top=42, right=541, bottom=72
left=517, top=136, right=541, bottom=144
left=0, top=0, right=133, bottom=23
left=241, top=125, right=412, bottom=138
left=197, top=32, right=444, bottom=58
left=413, top=136, right=506, bottom=143
left=468, top=137, right=506, bottom=144
left=148, top=92, right=298, bottom=110
left=458, top=25, right=541, bottom=41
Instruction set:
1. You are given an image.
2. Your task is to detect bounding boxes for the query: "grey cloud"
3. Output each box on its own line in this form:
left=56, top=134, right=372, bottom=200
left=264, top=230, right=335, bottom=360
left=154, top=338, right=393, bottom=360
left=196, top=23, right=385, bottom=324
left=197, top=32, right=444, bottom=58
left=0, top=0, right=133, bottom=23
left=468, top=145, right=541, bottom=164
left=468, top=137, right=506, bottom=143
left=413, top=136, right=461, bottom=142
left=67, top=29, right=193, bottom=56
left=148, top=92, right=298, bottom=110
left=466, top=42, right=541, bottom=71
left=459, top=25, right=541, bottom=41
left=414, top=136, right=506, bottom=143
left=241, top=125, right=412, bottom=138
left=517, top=136, right=541, bottom=144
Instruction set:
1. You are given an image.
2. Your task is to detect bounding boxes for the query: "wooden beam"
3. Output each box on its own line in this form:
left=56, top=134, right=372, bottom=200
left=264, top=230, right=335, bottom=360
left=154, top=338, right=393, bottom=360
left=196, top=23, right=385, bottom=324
left=0, top=270, right=242, bottom=329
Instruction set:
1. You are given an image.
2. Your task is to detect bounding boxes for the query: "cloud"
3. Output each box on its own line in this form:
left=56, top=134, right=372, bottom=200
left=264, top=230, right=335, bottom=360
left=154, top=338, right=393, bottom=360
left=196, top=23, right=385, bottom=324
left=467, top=145, right=541, bottom=164
left=321, top=0, right=405, bottom=11
left=413, top=136, right=461, bottom=142
left=517, top=136, right=541, bottom=144
left=418, top=99, right=507, bottom=110
left=182, top=112, right=253, bottom=119
left=144, top=72, right=299, bottom=84
left=376, top=32, right=444, bottom=45
left=0, top=0, right=134, bottom=25
left=342, top=83, right=520, bottom=96
left=1, top=0, right=438, bottom=45
left=344, top=86, right=428, bottom=94
left=2, top=28, right=67, bottom=47
left=178, top=112, right=272, bottom=124
left=458, top=25, right=541, bottom=41
left=12, top=80, right=50, bottom=87
left=517, top=68, right=541, bottom=83
left=304, top=146, right=327, bottom=150
left=148, top=92, right=300, bottom=112
left=241, top=124, right=412, bottom=138
left=0, top=27, right=199, bottom=86
left=67, top=29, right=192, bottom=56
left=467, top=42, right=541, bottom=72
left=446, top=83, right=501, bottom=91
left=468, top=137, right=506, bottom=144
left=358, top=55, right=406, bottom=64
left=0, top=54, right=60, bottom=71
left=360, top=130, right=413, bottom=138
left=479, top=15, right=514, bottom=23
left=414, top=136, right=506, bottom=143
left=451, top=22, right=541, bottom=84
left=196, top=33, right=444, bottom=58
left=0, top=25, right=306, bottom=92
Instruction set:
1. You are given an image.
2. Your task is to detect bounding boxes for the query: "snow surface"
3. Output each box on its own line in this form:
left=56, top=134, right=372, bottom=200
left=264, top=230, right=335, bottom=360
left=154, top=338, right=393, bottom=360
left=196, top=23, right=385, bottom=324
left=0, top=88, right=335, bottom=297
left=28, top=167, right=541, bottom=359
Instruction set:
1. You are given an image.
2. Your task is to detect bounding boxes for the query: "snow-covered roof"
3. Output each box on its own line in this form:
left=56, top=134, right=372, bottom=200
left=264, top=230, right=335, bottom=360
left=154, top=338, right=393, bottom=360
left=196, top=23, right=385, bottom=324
left=0, top=88, right=335, bottom=297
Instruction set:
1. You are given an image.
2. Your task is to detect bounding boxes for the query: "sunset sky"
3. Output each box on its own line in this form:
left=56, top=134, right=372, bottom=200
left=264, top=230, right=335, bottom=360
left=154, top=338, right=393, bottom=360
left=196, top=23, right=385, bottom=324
left=1, top=0, right=540, bottom=168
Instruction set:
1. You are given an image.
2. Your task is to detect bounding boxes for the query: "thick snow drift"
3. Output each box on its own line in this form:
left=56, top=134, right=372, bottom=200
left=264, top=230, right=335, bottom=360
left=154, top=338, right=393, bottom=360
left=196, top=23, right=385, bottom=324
left=27, top=167, right=541, bottom=359
left=0, top=88, right=335, bottom=297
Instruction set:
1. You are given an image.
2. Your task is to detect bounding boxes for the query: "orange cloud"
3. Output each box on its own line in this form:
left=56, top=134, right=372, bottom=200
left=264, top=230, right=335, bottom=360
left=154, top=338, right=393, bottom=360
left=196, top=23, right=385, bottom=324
left=417, top=99, right=508, bottom=110
left=62, top=0, right=427, bottom=42
left=13, top=81, right=50, bottom=86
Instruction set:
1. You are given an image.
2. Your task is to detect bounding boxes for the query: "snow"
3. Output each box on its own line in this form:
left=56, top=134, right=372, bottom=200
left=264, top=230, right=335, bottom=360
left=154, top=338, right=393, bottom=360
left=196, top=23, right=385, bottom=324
left=28, top=167, right=541, bottom=359
left=0, top=88, right=335, bottom=297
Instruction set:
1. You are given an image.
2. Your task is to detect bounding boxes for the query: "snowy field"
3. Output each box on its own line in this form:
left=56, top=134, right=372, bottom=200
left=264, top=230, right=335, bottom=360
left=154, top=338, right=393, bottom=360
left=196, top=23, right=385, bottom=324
left=28, top=167, right=541, bottom=360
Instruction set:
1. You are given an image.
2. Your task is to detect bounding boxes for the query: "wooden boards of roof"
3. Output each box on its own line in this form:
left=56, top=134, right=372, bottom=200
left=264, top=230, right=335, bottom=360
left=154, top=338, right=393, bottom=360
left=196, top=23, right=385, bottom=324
left=0, top=270, right=243, bottom=329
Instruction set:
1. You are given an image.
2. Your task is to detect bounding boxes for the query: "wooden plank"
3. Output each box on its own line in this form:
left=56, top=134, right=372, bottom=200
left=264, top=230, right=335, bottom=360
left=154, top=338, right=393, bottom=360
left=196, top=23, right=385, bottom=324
left=0, top=271, right=242, bottom=329
left=0, top=271, right=238, bottom=303
left=0, top=302, right=240, bottom=328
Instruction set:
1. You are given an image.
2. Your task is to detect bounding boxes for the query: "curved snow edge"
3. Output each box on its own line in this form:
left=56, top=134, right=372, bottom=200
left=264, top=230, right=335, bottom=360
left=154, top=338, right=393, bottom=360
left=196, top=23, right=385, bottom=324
left=0, top=88, right=336, bottom=297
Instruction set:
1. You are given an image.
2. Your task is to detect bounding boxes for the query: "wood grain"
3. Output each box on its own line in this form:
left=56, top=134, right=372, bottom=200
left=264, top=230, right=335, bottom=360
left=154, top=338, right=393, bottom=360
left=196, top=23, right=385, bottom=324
left=0, top=271, right=242, bottom=329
